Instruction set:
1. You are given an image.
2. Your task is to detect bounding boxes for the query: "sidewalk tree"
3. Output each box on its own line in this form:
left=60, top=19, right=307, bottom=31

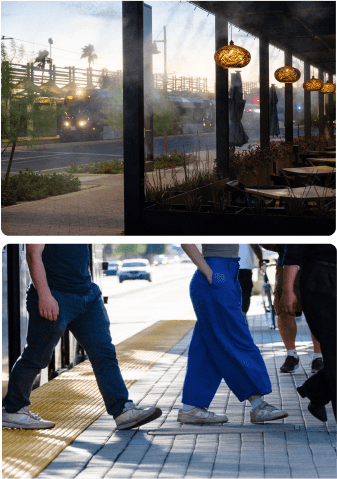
left=80, top=44, right=98, bottom=68
left=34, top=50, right=51, bottom=84
left=98, top=70, right=123, bottom=134
left=153, top=95, right=181, bottom=136
left=1, top=46, right=64, bottom=190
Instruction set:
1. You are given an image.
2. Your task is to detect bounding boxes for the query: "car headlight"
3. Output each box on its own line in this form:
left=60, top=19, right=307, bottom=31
left=64, top=121, right=70, bottom=127
left=78, top=120, right=87, bottom=127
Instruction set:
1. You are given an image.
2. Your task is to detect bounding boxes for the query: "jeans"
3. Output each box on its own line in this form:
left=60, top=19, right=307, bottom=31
left=3, top=283, right=129, bottom=419
left=182, top=258, right=272, bottom=407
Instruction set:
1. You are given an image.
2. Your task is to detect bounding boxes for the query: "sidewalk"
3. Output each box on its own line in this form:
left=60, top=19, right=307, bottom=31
left=1, top=151, right=217, bottom=236
left=38, top=297, right=336, bottom=479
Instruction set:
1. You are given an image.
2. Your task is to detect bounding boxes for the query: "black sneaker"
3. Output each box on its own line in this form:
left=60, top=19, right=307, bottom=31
left=280, top=355, right=299, bottom=373
left=311, top=358, right=323, bottom=373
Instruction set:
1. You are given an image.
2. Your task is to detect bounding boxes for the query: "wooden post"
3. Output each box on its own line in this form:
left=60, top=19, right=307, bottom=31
left=304, top=61, right=311, bottom=140
left=284, top=51, right=293, bottom=143
left=318, top=67, right=324, bottom=137
left=259, top=37, right=270, bottom=151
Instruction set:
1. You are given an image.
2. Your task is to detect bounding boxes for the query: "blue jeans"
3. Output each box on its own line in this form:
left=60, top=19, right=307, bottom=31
left=182, top=258, right=272, bottom=407
left=3, top=283, right=129, bottom=418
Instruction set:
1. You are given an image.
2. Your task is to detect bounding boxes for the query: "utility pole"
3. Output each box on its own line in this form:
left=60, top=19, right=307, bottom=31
left=153, top=26, right=167, bottom=98
left=48, top=38, right=53, bottom=66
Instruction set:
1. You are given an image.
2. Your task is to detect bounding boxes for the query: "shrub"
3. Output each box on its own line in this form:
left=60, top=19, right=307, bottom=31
left=67, top=159, right=123, bottom=174
left=1, top=170, right=81, bottom=206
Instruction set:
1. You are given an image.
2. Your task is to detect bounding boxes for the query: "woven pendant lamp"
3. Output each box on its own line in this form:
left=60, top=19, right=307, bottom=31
left=214, top=40, right=251, bottom=69
left=320, top=82, right=336, bottom=94
left=303, top=76, right=324, bottom=91
left=274, top=65, right=301, bottom=83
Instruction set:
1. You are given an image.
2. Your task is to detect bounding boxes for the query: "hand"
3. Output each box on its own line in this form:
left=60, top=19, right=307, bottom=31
left=206, top=270, right=213, bottom=285
left=39, top=293, right=59, bottom=321
left=279, top=290, right=297, bottom=315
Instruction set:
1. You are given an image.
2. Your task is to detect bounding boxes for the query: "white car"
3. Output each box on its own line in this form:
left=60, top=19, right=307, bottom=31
left=118, top=259, right=152, bottom=283
left=103, top=260, right=123, bottom=276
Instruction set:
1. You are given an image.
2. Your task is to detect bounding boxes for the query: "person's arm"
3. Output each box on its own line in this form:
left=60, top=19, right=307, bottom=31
left=181, top=244, right=213, bottom=284
left=279, top=265, right=299, bottom=315
left=26, top=245, right=59, bottom=321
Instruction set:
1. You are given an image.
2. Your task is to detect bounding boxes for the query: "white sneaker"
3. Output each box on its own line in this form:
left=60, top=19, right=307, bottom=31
left=177, top=407, right=228, bottom=424
left=250, top=401, right=288, bottom=423
left=115, top=402, right=162, bottom=430
left=2, top=406, right=55, bottom=429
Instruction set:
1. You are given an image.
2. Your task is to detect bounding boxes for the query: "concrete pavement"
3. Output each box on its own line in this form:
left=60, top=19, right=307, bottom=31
left=1, top=151, right=218, bottom=236
left=38, top=296, right=336, bottom=479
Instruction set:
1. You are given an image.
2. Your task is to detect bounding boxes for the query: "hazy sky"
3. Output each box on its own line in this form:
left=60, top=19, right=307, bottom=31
left=2, top=1, right=308, bottom=88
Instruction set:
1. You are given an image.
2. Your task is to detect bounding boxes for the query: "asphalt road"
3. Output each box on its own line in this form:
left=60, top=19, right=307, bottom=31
left=1, top=125, right=310, bottom=176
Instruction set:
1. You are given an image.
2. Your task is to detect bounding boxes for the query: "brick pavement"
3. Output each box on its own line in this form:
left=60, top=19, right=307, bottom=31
left=38, top=297, right=336, bottom=479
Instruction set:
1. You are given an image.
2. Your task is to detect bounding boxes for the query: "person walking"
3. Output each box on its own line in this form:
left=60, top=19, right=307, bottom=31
left=177, top=244, right=288, bottom=425
left=261, top=244, right=323, bottom=374
left=2, top=244, right=161, bottom=430
left=280, top=244, right=336, bottom=421
left=238, top=244, right=262, bottom=321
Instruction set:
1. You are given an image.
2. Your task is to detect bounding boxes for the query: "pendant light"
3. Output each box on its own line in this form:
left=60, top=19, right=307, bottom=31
left=214, top=25, right=251, bottom=70
left=274, top=64, right=301, bottom=83
left=320, top=82, right=336, bottom=94
left=303, top=76, right=324, bottom=91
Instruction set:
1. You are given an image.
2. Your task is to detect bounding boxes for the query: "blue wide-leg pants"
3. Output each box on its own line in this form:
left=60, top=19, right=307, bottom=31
left=182, top=258, right=272, bottom=407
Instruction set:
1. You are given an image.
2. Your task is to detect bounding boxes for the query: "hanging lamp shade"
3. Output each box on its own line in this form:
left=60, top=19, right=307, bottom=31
left=274, top=65, right=301, bottom=83
left=320, top=82, right=336, bottom=94
left=303, top=76, right=324, bottom=91
left=214, top=40, right=251, bottom=69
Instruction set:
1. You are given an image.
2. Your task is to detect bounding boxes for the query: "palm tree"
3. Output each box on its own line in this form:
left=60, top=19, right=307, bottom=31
left=80, top=44, right=98, bottom=68
left=34, top=50, right=51, bottom=84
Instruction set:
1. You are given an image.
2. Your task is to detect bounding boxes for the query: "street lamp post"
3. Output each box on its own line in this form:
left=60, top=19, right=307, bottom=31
left=153, top=26, right=167, bottom=98
left=48, top=38, right=53, bottom=66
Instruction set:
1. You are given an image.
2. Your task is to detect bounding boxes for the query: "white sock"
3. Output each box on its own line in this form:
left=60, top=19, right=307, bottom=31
left=249, top=397, right=264, bottom=410
left=182, top=404, right=197, bottom=412
left=287, top=349, right=298, bottom=358
left=313, top=353, right=323, bottom=360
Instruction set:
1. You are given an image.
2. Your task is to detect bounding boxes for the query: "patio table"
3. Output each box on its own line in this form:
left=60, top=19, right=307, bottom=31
left=307, top=158, right=336, bottom=165
left=245, top=185, right=336, bottom=201
left=305, top=150, right=336, bottom=157
left=281, top=166, right=336, bottom=176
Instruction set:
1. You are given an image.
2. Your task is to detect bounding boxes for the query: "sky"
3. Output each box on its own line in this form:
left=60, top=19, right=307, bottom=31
left=1, top=0, right=312, bottom=90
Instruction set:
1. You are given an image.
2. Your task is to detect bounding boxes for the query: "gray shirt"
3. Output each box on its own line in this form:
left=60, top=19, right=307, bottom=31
left=202, top=244, right=239, bottom=259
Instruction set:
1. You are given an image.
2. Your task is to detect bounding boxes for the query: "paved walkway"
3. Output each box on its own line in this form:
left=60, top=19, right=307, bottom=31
left=1, top=152, right=217, bottom=236
left=38, top=297, right=336, bottom=479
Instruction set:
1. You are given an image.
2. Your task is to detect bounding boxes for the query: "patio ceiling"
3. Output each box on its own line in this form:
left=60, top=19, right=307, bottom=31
left=190, top=1, right=336, bottom=75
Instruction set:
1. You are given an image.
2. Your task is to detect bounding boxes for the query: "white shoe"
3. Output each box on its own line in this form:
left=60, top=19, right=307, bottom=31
left=2, top=406, right=55, bottom=429
left=115, top=402, right=162, bottom=430
left=250, top=401, right=288, bottom=423
left=177, top=407, right=228, bottom=424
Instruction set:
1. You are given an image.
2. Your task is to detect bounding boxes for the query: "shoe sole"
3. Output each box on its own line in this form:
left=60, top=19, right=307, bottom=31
left=2, top=421, right=55, bottom=429
left=177, top=418, right=229, bottom=424
left=280, top=364, right=299, bottom=373
left=116, top=407, right=162, bottom=430
left=251, top=412, right=289, bottom=423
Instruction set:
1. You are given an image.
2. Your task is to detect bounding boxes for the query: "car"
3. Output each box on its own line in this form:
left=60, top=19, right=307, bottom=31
left=152, top=255, right=168, bottom=266
left=118, top=259, right=152, bottom=283
left=181, top=255, right=192, bottom=263
left=103, top=260, right=123, bottom=275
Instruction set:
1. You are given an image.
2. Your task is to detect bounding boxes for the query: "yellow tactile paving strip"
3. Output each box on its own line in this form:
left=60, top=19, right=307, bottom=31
left=2, top=320, right=195, bottom=479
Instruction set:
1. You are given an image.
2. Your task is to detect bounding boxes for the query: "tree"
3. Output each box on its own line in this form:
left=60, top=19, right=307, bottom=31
left=1, top=51, right=63, bottom=190
left=80, top=44, right=98, bottom=68
left=98, top=72, right=123, bottom=134
left=153, top=96, right=181, bottom=136
left=34, top=50, right=51, bottom=84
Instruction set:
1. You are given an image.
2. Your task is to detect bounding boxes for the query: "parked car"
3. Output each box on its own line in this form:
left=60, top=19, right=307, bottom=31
left=103, top=260, right=123, bottom=275
left=118, top=259, right=152, bottom=283
left=152, top=255, right=168, bottom=266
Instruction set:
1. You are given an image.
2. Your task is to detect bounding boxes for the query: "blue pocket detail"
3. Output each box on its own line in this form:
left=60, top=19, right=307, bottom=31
left=213, top=273, right=226, bottom=283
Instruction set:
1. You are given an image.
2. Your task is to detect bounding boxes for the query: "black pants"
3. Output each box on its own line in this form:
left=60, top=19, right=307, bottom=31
left=299, top=261, right=336, bottom=419
left=238, top=269, right=253, bottom=314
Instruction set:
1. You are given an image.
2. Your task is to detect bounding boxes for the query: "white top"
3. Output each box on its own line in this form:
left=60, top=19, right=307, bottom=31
left=239, top=245, right=259, bottom=270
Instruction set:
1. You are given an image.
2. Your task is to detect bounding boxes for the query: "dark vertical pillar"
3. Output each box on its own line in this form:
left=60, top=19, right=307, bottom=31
left=215, top=16, right=229, bottom=179
left=144, top=3, right=153, bottom=162
left=304, top=62, right=311, bottom=140
left=318, top=67, right=324, bottom=136
left=259, top=37, right=269, bottom=150
left=328, top=73, right=334, bottom=108
left=123, top=2, right=145, bottom=235
left=284, top=51, right=293, bottom=142
left=7, top=245, right=21, bottom=371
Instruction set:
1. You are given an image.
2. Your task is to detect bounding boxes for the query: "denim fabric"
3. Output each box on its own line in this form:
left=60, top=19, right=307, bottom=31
left=182, top=257, right=272, bottom=407
left=3, top=283, right=129, bottom=418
